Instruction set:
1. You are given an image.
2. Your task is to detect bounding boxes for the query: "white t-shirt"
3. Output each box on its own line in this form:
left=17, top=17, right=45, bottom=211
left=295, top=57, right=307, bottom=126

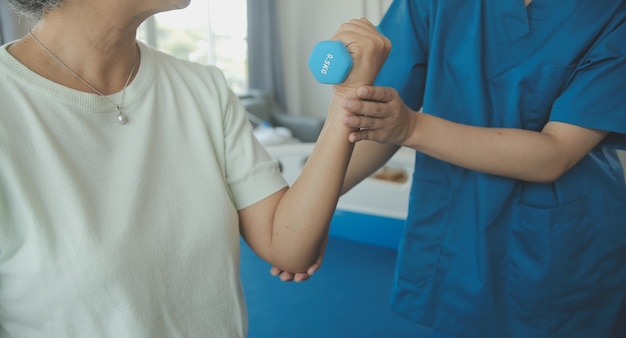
left=0, top=41, right=287, bottom=337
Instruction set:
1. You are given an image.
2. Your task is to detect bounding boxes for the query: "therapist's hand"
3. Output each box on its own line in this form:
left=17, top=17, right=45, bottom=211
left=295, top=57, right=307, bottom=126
left=270, top=236, right=328, bottom=282
left=342, top=86, right=419, bottom=146
left=270, top=258, right=321, bottom=283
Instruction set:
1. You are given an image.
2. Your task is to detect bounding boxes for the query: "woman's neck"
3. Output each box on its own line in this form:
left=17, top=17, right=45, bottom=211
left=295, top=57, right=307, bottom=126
left=8, top=11, right=140, bottom=94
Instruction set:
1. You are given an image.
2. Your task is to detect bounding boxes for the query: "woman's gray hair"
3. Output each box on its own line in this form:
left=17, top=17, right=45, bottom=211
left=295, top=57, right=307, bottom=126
left=2, top=0, right=62, bottom=21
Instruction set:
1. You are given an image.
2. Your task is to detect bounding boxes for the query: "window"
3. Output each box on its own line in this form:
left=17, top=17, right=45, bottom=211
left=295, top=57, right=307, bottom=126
left=138, top=0, right=248, bottom=93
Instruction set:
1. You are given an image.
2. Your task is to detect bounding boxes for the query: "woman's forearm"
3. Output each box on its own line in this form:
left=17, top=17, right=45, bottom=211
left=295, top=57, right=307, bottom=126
left=269, top=93, right=356, bottom=271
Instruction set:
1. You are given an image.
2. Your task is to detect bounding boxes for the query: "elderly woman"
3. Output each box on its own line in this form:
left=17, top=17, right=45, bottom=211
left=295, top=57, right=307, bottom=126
left=0, top=0, right=390, bottom=336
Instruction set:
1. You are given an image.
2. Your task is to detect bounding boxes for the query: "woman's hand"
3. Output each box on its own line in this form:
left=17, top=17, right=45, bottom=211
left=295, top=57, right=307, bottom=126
left=342, top=85, right=419, bottom=146
left=331, top=18, right=391, bottom=88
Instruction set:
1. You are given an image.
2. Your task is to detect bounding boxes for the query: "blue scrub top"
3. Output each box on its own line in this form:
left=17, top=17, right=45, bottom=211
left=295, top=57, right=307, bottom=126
left=376, top=1, right=626, bottom=337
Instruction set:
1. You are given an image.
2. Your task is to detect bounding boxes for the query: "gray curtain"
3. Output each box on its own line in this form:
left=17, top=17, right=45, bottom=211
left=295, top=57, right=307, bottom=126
left=0, top=2, right=21, bottom=44
left=246, top=0, right=287, bottom=112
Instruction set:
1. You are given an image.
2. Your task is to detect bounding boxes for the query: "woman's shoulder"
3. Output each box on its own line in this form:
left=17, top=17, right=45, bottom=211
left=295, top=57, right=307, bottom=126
left=137, top=40, right=230, bottom=92
left=137, top=41, right=225, bottom=77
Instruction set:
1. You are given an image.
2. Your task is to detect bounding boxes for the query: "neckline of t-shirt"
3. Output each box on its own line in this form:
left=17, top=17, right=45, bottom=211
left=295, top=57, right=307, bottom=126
left=0, top=40, right=154, bottom=115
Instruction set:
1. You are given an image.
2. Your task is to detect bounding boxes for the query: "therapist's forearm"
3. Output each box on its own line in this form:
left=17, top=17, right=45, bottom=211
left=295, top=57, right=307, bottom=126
left=405, top=113, right=606, bottom=183
left=343, top=141, right=399, bottom=194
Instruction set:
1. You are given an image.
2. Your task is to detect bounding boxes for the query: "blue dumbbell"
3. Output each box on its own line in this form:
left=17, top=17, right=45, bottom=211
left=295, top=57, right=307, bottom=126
left=308, top=41, right=353, bottom=85
left=308, top=27, right=384, bottom=85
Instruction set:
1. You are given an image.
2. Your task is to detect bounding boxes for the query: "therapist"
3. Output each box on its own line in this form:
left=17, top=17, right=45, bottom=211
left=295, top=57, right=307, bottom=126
left=276, top=0, right=626, bottom=337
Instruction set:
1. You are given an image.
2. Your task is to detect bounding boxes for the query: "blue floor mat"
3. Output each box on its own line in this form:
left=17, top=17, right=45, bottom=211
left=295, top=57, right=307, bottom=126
left=240, top=237, right=430, bottom=338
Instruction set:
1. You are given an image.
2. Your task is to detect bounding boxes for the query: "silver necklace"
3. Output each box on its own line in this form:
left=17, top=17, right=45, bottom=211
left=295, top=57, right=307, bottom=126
left=28, top=31, right=136, bottom=125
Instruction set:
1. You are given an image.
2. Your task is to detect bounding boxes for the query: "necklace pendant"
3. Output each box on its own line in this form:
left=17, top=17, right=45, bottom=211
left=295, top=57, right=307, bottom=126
left=116, top=106, right=128, bottom=125
left=30, top=31, right=136, bottom=127
left=117, top=112, right=129, bottom=125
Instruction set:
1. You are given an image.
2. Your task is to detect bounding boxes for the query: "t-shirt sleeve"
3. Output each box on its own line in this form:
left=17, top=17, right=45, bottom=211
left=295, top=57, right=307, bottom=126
left=550, top=18, right=626, bottom=149
left=375, top=0, right=431, bottom=111
left=211, top=69, right=287, bottom=210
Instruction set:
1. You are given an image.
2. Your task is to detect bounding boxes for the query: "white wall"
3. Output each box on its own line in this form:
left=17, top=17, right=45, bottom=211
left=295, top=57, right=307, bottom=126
left=277, top=0, right=392, bottom=118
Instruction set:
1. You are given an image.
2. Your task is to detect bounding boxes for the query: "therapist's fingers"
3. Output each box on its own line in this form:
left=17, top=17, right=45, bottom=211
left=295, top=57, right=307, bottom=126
left=347, top=116, right=415, bottom=144
left=270, top=266, right=295, bottom=282
left=356, top=85, right=398, bottom=103
left=342, top=86, right=400, bottom=117
left=292, top=272, right=312, bottom=282
left=268, top=268, right=313, bottom=283
left=269, top=259, right=322, bottom=283
left=270, top=266, right=284, bottom=277
left=342, top=88, right=418, bottom=145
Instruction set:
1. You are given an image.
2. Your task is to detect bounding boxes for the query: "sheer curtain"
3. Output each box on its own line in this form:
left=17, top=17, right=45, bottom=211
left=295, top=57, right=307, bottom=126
left=246, top=0, right=287, bottom=112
